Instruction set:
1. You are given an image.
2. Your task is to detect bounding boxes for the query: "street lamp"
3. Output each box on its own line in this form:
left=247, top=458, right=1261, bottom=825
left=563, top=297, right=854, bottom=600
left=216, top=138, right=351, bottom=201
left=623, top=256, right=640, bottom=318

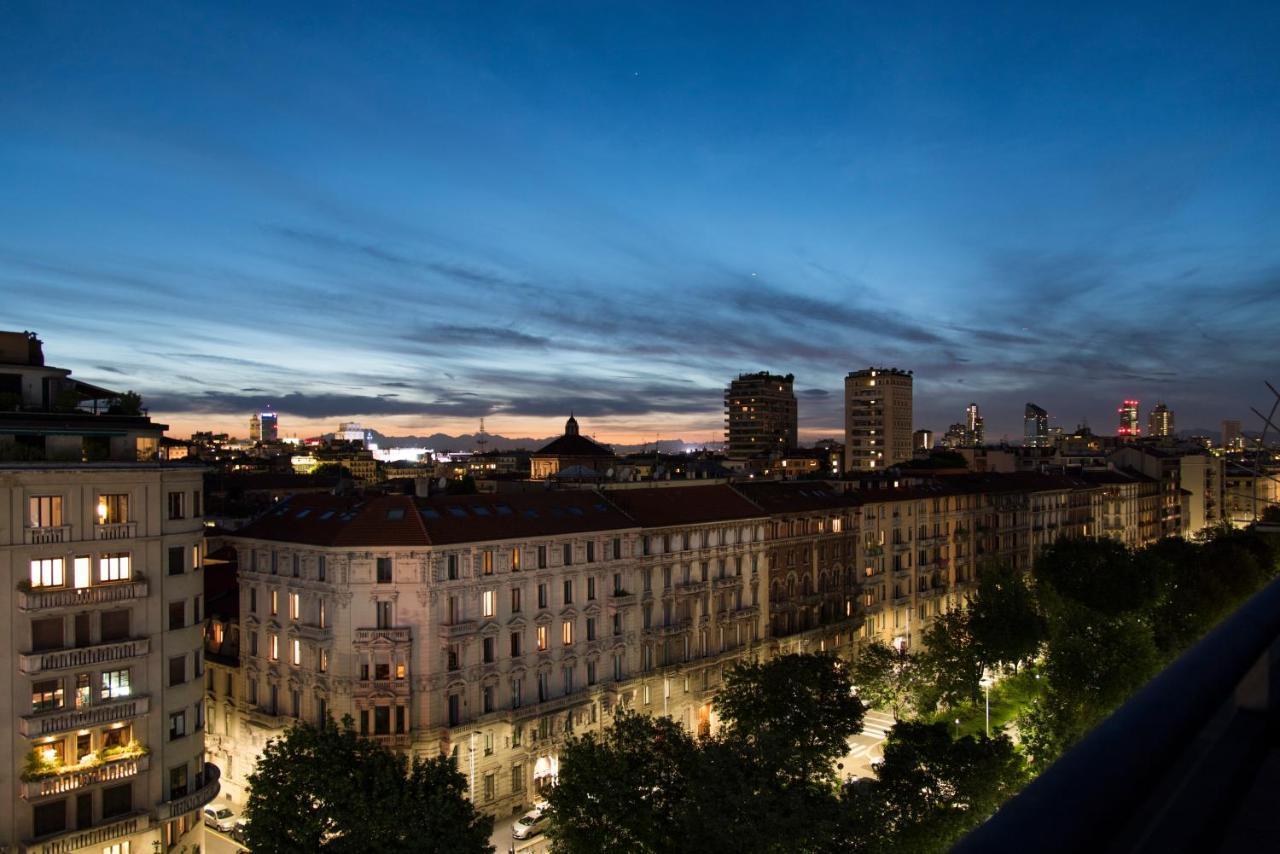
left=979, top=672, right=994, bottom=738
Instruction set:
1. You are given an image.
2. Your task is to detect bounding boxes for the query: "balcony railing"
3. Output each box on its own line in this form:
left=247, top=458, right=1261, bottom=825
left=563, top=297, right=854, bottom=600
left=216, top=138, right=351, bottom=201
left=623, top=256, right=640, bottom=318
left=24, top=810, right=150, bottom=854
left=19, top=638, right=150, bottom=675
left=955, top=574, right=1280, bottom=854
left=158, top=763, right=220, bottom=819
left=18, top=580, right=148, bottom=612
left=355, top=627, right=413, bottom=644
left=93, top=522, right=136, bottom=541
left=26, top=524, right=71, bottom=545
left=22, top=754, right=149, bottom=801
left=436, top=621, right=478, bottom=640
left=20, top=695, right=150, bottom=738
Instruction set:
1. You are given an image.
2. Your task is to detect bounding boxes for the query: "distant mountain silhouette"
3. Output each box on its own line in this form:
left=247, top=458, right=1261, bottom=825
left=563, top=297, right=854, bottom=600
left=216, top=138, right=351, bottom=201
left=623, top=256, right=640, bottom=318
left=364, top=430, right=724, bottom=456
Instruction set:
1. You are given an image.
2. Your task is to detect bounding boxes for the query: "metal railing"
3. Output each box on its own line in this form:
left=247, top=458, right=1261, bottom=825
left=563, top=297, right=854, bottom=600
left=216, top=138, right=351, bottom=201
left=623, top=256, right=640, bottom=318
left=18, top=580, right=148, bottom=612
left=955, top=573, right=1280, bottom=854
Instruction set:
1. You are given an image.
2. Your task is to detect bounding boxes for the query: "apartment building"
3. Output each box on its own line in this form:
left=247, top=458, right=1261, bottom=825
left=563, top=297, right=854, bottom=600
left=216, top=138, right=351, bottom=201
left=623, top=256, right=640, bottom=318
left=724, top=372, right=798, bottom=466
left=0, top=335, right=212, bottom=853
left=844, top=368, right=913, bottom=472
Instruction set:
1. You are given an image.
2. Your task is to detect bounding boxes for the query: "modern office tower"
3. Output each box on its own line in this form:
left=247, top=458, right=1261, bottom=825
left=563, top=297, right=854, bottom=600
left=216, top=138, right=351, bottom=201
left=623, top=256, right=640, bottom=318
left=1118, top=400, right=1141, bottom=440
left=259, top=411, right=278, bottom=442
left=724, top=372, right=797, bottom=462
left=1024, top=403, right=1050, bottom=448
left=248, top=413, right=261, bottom=442
left=844, top=368, right=913, bottom=472
left=966, top=403, right=985, bottom=446
left=0, top=332, right=212, bottom=852
left=1148, top=403, right=1174, bottom=438
left=1222, top=420, right=1243, bottom=451
left=913, top=429, right=933, bottom=453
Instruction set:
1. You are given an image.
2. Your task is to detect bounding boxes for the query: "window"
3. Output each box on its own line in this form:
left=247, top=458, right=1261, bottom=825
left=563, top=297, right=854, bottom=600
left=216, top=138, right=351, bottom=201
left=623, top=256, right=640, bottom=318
left=33, top=799, right=67, bottom=837
left=168, top=601, right=185, bottom=630
left=511, top=587, right=521, bottom=613
left=612, top=613, right=622, bottom=636
left=376, top=558, right=392, bottom=583
left=192, top=490, right=202, bottom=518
left=167, top=491, right=185, bottom=520
left=563, top=580, right=573, bottom=605
left=98, top=494, right=128, bottom=524
left=448, top=693, right=462, bottom=727
left=587, top=660, right=597, bottom=685
left=562, top=620, right=574, bottom=646
left=587, top=576, right=596, bottom=600
left=28, top=495, right=63, bottom=528
left=563, top=543, right=572, bottom=566
left=319, top=649, right=329, bottom=673
left=169, top=655, right=186, bottom=686
left=613, top=653, right=623, bottom=681
left=270, top=590, right=278, bottom=616
left=537, top=672, right=549, bottom=702
left=612, top=537, right=622, bottom=560
left=447, top=645, right=460, bottom=671
left=483, top=685, right=495, bottom=714
left=292, top=690, right=301, bottom=717
left=376, top=600, right=393, bottom=628
left=537, top=546, right=547, bottom=569
left=32, top=679, right=64, bottom=712
left=249, top=632, right=259, bottom=657
left=269, top=633, right=279, bottom=661
left=482, top=551, right=494, bottom=576
left=512, top=679, right=523, bottom=709
left=169, top=711, right=187, bottom=740
left=563, top=666, right=574, bottom=695
left=537, top=625, right=548, bottom=651
left=102, top=782, right=133, bottom=818
left=511, top=548, right=521, bottom=571
left=586, top=617, right=596, bottom=641
left=101, top=609, right=129, bottom=642
left=613, top=573, right=623, bottom=594
left=318, top=555, right=327, bottom=581
left=483, top=636, right=495, bottom=664
left=482, top=590, right=496, bottom=618
left=512, top=763, right=525, bottom=793
left=249, top=587, right=257, bottom=613
left=484, top=772, right=496, bottom=801
left=447, top=554, right=458, bottom=580
left=319, top=597, right=327, bottom=627
left=587, top=541, right=596, bottom=563
left=290, top=593, right=301, bottom=620
left=193, top=594, right=201, bottom=622
left=292, top=554, right=300, bottom=578
left=270, top=551, right=278, bottom=575
left=101, top=669, right=130, bottom=700
left=291, top=639, right=302, bottom=666
left=169, top=764, right=189, bottom=798
left=29, top=558, right=65, bottom=588
left=98, top=553, right=130, bottom=582
left=168, top=546, right=184, bottom=576
left=537, top=583, right=548, bottom=609
left=510, top=631, right=522, bottom=657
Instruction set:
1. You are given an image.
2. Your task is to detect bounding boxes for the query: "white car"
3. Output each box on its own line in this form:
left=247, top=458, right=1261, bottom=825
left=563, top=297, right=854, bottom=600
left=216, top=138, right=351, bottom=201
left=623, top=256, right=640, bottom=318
left=512, top=802, right=549, bottom=839
left=203, top=805, right=239, bottom=834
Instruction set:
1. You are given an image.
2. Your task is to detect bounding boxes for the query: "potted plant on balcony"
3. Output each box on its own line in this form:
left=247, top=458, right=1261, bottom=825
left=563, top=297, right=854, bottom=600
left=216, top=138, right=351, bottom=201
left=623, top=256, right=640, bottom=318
left=21, top=748, right=61, bottom=782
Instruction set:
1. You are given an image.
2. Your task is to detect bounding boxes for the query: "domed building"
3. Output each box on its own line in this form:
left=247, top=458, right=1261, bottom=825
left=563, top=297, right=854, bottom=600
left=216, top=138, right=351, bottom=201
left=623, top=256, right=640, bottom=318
left=530, top=415, right=616, bottom=480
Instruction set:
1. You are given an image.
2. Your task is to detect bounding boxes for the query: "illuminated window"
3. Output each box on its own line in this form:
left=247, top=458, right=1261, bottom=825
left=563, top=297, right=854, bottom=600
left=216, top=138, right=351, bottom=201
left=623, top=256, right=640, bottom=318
left=562, top=620, right=574, bottom=646
left=29, top=558, right=65, bottom=588
left=289, top=593, right=300, bottom=620
left=270, top=590, right=278, bottom=616
left=97, top=494, right=128, bottom=524
left=28, top=496, right=63, bottom=528
left=537, top=625, right=548, bottom=651
left=291, top=639, right=301, bottom=666
left=511, top=548, right=521, bottom=571
left=482, top=590, right=496, bottom=618
left=98, top=553, right=130, bottom=582
left=269, top=634, right=279, bottom=661
left=482, top=551, right=494, bottom=575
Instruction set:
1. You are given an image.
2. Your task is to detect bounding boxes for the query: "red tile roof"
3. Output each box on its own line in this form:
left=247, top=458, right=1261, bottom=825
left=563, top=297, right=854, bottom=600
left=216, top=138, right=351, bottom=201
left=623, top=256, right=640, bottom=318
left=602, top=484, right=767, bottom=527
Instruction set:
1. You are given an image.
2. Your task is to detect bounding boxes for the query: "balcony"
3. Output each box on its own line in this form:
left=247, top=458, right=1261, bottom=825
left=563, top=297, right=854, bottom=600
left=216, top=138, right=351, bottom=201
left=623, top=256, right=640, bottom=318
left=18, top=580, right=148, bottom=612
left=675, top=580, right=709, bottom=595
left=23, top=810, right=150, bottom=854
left=93, top=522, right=136, bottom=541
left=158, top=762, right=220, bottom=819
left=26, top=524, right=71, bottom=545
left=955, top=574, right=1280, bottom=854
left=608, top=591, right=638, bottom=607
left=19, top=638, right=150, bottom=675
left=712, top=576, right=740, bottom=590
left=290, top=623, right=333, bottom=643
left=656, top=620, right=692, bottom=637
left=437, top=621, right=478, bottom=640
left=245, top=707, right=289, bottom=730
left=23, top=754, right=150, bottom=801
left=20, top=695, right=150, bottom=738
left=355, top=627, right=413, bottom=644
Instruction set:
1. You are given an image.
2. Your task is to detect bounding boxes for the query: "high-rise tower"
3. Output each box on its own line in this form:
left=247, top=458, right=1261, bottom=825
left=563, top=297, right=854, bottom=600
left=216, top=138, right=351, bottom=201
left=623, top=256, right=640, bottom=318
left=1118, top=400, right=1141, bottom=440
left=1148, top=403, right=1174, bottom=438
left=1024, top=403, right=1050, bottom=448
left=844, top=368, right=913, bottom=471
left=724, top=372, right=798, bottom=462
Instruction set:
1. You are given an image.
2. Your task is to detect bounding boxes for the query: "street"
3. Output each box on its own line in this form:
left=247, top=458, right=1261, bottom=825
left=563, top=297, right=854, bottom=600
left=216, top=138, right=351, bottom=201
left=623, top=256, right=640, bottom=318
left=838, top=709, right=895, bottom=781
left=204, top=826, right=247, bottom=854
left=489, top=810, right=549, bottom=854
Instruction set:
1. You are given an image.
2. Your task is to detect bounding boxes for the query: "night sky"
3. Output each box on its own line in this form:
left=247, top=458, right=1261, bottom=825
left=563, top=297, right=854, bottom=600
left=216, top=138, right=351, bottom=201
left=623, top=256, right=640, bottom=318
left=3, top=2, right=1279, bottom=443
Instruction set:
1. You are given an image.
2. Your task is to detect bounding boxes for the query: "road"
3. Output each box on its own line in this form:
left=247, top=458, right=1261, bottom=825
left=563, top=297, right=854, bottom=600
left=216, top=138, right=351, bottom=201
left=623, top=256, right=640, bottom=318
left=205, top=826, right=246, bottom=854
left=489, top=809, right=548, bottom=854
left=838, top=709, right=895, bottom=781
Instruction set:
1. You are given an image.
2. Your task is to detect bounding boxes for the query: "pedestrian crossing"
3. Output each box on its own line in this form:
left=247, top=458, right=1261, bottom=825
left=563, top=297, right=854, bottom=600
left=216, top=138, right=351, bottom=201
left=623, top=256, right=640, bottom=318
left=860, top=710, right=897, bottom=740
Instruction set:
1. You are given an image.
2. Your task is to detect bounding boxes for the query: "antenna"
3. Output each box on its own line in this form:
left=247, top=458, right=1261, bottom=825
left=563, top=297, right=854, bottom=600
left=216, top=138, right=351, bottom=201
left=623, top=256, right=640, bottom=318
left=476, top=417, right=488, bottom=453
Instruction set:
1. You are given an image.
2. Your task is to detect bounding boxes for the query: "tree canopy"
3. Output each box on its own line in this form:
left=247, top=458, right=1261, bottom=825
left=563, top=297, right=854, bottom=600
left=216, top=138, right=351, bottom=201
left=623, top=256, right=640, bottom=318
left=243, top=717, right=492, bottom=854
left=850, top=640, right=920, bottom=718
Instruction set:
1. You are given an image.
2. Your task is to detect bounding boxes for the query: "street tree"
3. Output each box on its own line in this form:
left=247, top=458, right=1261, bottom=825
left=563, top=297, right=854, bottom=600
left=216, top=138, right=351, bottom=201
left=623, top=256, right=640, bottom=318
left=714, top=653, right=866, bottom=784
left=849, top=640, right=919, bottom=718
left=967, top=561, right=1044, bottom=672
left=913, top=609, right=983, bottom=712
left=1033, top=538, right=1154, bottom=617
left=243, top=718, right=492, bottom=854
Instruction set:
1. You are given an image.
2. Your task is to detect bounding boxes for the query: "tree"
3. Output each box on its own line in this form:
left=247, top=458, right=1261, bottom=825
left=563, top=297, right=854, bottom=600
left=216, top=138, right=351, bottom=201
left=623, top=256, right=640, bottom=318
left=244, top=718, right=492, bottom=854
left=546, top=712, right=701, bottom=854
left=107, top=390, right=144, bottom=416
left=714, top=653, right=865, bottom=784
left=913, top=609, right=983, bottom=712
left=312, top=462, right=354, bottom=479
left=1032, top=538, right=1154, bottom=617
left=845, top=721, right=1027, bottom=853
left=967, top=561, right=1045, bottom=671
left=849, top=640, right=920, bottom=718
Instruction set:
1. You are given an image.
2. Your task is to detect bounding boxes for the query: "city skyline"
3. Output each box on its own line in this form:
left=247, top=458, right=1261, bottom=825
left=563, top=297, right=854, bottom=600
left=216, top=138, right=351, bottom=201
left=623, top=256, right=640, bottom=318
left=4, top=4, right=1279, bottom=442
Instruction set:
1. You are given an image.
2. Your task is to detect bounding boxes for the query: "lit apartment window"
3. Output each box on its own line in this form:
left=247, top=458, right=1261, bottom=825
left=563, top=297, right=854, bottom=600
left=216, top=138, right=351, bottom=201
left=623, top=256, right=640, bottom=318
left=270, top=590, right=279, bottom=616
left=511, top=548, right=521, bottom=571
left=269, top=634, right=279, bottom=661
left=167, top=491, right=185, bottom=520
left=169, top=711, right=186, bottom=740
left=29, top=558, right=65, bottom=588
left=98, top=553, right=130, bottom=582
left=319, top=598, right=327, bottom=627
left=482, top=551, right=494, bottom=576
left=28, top=496, right=63, bottom=528
left=97, top=494, right=128, bottom=524
left=537, top=625, right=548, bottom=651
left=292, top=639, right=302, bottom=667
left=290, top=593, right=300, bottom=620
left=482, top=590, right=496, bottom=618
left=562, top=620, right=574, bottom=646
left=319, top=649, right=329, bottom=673
left=31, top=680, right=64, bottom=712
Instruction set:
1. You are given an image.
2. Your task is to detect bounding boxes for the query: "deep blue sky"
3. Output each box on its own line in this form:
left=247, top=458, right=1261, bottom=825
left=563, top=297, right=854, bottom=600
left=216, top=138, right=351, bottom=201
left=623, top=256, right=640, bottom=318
left=3, top=2, right=1278, bottom=442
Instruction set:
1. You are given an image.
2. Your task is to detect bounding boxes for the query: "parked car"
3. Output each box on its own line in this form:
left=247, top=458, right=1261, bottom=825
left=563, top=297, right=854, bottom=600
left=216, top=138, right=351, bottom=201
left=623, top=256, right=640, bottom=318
left=512, top=802, right=549, bottom=839
left=203, top=804, right=239, bottom=833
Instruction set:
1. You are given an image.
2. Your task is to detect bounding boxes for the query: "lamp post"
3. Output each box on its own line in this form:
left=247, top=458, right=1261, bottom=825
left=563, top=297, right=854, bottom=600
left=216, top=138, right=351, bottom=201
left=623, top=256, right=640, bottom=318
left=979, top=672, right=994, bottom=738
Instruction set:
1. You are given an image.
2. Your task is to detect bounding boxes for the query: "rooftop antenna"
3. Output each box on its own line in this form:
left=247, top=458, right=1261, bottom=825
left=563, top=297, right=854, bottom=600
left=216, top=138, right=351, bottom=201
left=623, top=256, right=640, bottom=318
left=476, top=417, right=488, bottom=454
